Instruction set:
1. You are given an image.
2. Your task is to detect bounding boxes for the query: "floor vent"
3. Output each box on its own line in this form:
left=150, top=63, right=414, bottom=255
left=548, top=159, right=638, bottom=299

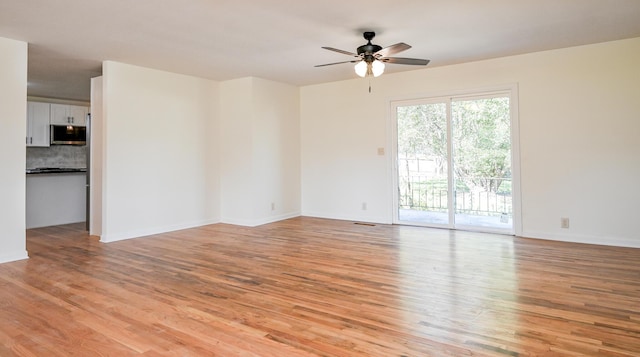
left=354, top=222, right=375, bottom=226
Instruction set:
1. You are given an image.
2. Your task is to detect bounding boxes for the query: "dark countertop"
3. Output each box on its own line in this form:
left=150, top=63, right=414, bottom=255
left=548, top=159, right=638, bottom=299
left=26, top=168, right=87, bottom=175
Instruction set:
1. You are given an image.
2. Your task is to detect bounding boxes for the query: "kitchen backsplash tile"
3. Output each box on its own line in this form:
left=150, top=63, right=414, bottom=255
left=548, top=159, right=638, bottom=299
left=26, top=145, right=87, bottom=169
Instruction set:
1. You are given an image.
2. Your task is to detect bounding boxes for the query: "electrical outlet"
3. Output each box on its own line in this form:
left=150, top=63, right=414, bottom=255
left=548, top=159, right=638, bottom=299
left=362, top=202, right=367, bottom=210
left=377, top=147, right=385, bottom=156
left=561, top=217, right=570, bottom=229
left=271, top=202, right=275, bottom=211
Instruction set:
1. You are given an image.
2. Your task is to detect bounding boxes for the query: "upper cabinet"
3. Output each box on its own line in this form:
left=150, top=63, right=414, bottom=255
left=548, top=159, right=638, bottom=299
left=50, top=104, right=88, bottom=126
left=26, top=102, right=51, bottom=147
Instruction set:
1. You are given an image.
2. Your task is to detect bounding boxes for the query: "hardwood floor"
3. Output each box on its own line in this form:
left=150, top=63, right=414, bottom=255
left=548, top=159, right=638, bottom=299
left=1, top=217, right=639, bottom=356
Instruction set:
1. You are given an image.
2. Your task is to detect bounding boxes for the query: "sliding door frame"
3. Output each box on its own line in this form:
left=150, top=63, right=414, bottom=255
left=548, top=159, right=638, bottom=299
left=389, top=84, right=522, bottom=236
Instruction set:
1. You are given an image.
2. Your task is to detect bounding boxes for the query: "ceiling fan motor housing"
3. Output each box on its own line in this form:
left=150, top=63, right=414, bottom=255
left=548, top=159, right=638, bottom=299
left=357, top=32, right=382, bottom=63
left=357, top=43, right=382, bottom=55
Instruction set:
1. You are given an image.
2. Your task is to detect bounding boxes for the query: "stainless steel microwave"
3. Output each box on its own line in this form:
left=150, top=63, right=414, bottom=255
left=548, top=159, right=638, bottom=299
left=50, top=125, right=86, bottom=145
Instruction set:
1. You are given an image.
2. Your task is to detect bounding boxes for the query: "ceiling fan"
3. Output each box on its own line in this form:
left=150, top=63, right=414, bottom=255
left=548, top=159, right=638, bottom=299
left=315, top=31, right=430, bottom=78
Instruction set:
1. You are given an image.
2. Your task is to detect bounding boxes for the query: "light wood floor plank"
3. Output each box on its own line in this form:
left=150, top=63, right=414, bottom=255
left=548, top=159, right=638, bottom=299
left=1, top=217, right=639, bottom=356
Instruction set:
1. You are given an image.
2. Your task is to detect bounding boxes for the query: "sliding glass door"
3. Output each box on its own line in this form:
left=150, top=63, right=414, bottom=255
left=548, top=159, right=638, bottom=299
left=396, top=101, right=450, bottom=225
left=393, top=90, right=516, bottom=234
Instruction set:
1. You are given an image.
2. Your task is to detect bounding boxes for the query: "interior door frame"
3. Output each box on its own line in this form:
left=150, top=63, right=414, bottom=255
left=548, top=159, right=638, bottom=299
left=389, top=84, right=522, bottom=236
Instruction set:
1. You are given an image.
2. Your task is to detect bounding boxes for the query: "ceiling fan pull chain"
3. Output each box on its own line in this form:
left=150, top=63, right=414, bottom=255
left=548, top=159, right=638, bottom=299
left=369, top=79, right=372, bottom=93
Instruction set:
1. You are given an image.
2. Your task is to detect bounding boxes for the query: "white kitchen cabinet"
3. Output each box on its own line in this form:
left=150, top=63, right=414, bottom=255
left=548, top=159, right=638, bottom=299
left=50, top=103, right=88, bottom=126
left=26, top=101, right=50, bottom=147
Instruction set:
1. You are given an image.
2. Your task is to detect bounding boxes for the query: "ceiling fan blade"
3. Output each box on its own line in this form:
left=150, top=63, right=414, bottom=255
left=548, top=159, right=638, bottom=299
left=375, top=43, right=411, bottom=57
left=321, top=46, right=359, bottom=57
left=381, top=57, right=430, bottom=66
left=314, top=60, right=360, bottom=67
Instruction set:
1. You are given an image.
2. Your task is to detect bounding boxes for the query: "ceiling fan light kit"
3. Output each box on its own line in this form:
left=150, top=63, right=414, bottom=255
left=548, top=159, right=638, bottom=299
left=354, top=59, right=385, bottom=77
left=316, top=31, right=430, bottom=78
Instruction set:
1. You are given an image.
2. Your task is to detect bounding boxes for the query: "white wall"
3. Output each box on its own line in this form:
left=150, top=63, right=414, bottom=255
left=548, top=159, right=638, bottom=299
left=220, top=77, right=300, bottom=226
left=0, top=37, right=28, bottom=263
left=301, top=37, right=640, bottom=248
left=100, top=61, right=220, bottom=242
left=90, top=76, right=103, bottom=235
left=5, top=35, right=635, bottom=254
left=251, top=78, right=301, bottom=224
left=219, top=78, right=256, bottom=225
left=301, top=79, right=392, bottom=224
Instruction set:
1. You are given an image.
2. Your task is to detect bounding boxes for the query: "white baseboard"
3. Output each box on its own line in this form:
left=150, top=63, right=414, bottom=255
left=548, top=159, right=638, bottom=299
left=96, top=215, right=640, bottom=249
left=521, top=230, right=640, bottom=248
left=99, top=218, right=221, bottom=243
left=301, top=211, right=392, bottom=225
left=221, top=211, right=301, bottom=227
left=300, top=214, right=640, bottom=249
left=0, top=250, right=29, bottom=264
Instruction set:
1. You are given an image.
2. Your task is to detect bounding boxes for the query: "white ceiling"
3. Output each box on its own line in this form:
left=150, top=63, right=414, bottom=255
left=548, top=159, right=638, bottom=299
left=2, top=0, right=640, bottom=101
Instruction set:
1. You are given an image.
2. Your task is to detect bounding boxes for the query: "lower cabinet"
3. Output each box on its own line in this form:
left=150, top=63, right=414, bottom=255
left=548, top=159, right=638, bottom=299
left=26, top=173, right=86, bottom=229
